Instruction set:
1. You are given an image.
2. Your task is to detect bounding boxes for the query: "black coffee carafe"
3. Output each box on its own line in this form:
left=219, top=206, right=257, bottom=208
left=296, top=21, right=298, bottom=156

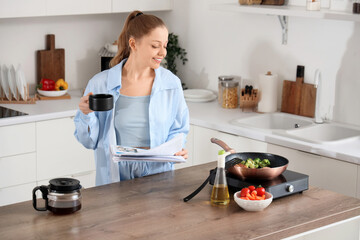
left=32, top=178, right=82, bottom=214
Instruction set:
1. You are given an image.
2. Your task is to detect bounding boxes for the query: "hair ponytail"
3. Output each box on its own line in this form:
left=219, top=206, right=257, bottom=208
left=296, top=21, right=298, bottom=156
left=109, top=10, right=166, bottom=68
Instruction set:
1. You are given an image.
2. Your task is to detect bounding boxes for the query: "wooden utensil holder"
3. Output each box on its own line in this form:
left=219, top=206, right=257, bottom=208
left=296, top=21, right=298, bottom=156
left=239, top=0, right=262, bottom=5
left=240, top=88, right=259, bottom=111
left=0, top=84, right=36, bottom=104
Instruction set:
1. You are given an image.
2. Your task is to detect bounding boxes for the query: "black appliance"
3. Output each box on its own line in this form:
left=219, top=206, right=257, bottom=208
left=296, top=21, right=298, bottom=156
left=99, top=47, right=115, bottom=71
left=210, top=170, right=309, bottom=199
left=0, top=106, right=28, bottom=118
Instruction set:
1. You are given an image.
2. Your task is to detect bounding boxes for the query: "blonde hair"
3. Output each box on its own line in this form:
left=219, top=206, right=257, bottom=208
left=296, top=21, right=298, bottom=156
left=110, top=10, right=166, bottom=68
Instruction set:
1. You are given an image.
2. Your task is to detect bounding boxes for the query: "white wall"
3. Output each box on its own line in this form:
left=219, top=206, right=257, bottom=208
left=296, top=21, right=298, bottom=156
left=0, top=13, right=127, bottom=92
left=0, top=1, right=359, bottom=127
left=161, top=0, right=360, bottom=126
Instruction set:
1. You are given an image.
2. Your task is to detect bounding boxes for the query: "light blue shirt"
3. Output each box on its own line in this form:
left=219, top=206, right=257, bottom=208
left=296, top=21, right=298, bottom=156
left=74, top=59, right=189, bottom=186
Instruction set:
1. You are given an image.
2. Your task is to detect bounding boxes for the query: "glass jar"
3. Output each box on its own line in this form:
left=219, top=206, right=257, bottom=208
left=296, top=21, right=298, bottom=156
left=218, top=76, right=234, bottom=105
left=354, top=0, right=360, bottom=14
left=221, top=80, right=239, bottom=109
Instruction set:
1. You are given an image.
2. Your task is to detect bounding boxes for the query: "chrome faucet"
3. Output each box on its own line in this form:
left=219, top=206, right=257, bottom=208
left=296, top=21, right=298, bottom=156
left=314, top=69, right=323, bottom=124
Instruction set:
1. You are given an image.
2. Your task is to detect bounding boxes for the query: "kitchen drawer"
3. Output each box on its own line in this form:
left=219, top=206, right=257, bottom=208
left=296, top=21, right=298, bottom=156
left=36, top=118, right=95, bottom=181
left=0, top=123, right=36, bottom=158
left=268, top=144, right=358, bottom=198
left=0, top=182, right=36, bottom=206
left=0, top=153, right=36, bottom=188
left=68, top=170, right=96, bottom=189
left=37, top=171, right=96, bottom=190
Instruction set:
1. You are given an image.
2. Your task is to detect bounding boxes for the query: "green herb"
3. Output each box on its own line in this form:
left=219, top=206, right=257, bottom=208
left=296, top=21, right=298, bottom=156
left=164, top=33, right=188, bottom=75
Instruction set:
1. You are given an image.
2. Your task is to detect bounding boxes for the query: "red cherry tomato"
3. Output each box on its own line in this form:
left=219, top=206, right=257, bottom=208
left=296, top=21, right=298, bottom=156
left=240, top=188, right=250, bottom=197
left=248, top=185, right=255, bottom=192
left=256, top=186, right=266, bottom=196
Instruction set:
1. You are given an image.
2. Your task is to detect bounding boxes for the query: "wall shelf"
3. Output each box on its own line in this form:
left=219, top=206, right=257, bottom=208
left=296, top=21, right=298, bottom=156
left=210, top=3, right=360, bottom=44
left=210, top=3, right=360, bottom=22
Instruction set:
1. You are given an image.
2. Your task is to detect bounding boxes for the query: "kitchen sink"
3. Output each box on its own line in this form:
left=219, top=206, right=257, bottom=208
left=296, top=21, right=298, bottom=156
left=285, top=123, right=360, bottom=143
left=231, top=112, right=360, bottom=144
left=230, top=112, right=314, bottom=131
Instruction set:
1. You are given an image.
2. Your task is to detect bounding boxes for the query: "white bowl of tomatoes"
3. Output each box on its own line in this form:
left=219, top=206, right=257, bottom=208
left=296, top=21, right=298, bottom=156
left=234, top=186, right=273, bottom=212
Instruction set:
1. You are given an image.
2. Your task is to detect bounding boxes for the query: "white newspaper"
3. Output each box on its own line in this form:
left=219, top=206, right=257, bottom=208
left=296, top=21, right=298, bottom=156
left=111, top=133, right=186, bottom=163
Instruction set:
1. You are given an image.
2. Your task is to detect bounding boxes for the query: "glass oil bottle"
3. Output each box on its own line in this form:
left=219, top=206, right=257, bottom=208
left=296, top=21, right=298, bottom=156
left=211, top=150, right=230, bottom=206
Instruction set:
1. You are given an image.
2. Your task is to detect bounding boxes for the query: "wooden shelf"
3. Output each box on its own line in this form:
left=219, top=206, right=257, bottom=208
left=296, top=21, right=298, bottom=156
left=210, top=3, right=360, bottom=22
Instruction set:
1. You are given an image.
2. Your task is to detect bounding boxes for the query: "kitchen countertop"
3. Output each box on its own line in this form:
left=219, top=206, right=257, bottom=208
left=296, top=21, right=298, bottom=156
left=0, top=162, right=360, bottom=239
left=1, top=90, right=359, bottom=164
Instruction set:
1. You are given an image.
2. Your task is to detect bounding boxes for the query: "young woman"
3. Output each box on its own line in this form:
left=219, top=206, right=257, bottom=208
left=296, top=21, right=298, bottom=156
left=74, top=11, right=189, bottom=186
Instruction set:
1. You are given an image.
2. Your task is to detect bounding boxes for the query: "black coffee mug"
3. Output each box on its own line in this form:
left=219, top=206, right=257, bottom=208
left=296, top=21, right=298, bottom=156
left=89, top=94, right=114, bottom=111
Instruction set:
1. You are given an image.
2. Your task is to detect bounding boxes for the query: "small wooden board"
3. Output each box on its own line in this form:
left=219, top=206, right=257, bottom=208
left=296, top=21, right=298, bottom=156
left=281, top=79, right=303, bottom=115
left=36, top=93, right=71, bottom=101
left=299, top=83, right=316, bottom=118
left=37, top=34, right=65, bottom=83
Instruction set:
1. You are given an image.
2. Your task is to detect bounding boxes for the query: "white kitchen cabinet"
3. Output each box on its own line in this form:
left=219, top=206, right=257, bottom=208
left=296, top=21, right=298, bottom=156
left=193, top=125, right=267, bottom=166
left=36, top=117, right=95, bottom=182
left=0, top=153, right=37, bottom=206
left=268, top=144, right=358, bottom=198
left=0, top=123, right=37, bottom=206
left=0, top=122, right=36, bottom=158
left=112, top=0, right=173, bottom=13
left=37, top=170, right=96, bottom=190
left=46, top=0, right=112, bottom=16
left=0, top=153, right=36, bottom=189
left=0, top=0, right=172, bottom=19
left=0, top=182, right=36, bottom=206
left=0, top=0, right=46, bottom=19
left=175, top=125, right=194, bottom=170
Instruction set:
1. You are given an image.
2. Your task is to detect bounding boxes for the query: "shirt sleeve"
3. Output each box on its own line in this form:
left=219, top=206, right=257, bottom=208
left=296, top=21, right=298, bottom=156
left=73, top=81, right=100, bottom=150
left=74, top=110, right=99, bottom=149
left=167, top=89, right=190, bottom=147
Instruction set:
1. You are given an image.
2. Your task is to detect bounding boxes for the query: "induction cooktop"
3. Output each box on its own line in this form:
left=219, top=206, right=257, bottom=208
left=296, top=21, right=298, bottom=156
left=0, top=106, right=28, bottom=118
left=210, top=170, right=309, bottom=199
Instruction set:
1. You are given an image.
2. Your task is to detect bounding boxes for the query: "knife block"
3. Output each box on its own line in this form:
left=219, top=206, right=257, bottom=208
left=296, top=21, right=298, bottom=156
left=239, top=0, right=262, bottom=5
left=240, top=89, right=259, bottom=111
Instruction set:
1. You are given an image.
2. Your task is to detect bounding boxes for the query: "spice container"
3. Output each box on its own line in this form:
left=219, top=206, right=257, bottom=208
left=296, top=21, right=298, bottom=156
left=218, top=76, right=234, bottom=105
left=221, top=80, right=239, bottom=109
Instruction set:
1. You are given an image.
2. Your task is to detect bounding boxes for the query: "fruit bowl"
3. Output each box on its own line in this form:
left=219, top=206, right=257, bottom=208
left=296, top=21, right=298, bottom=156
left=37, top=89, right=67, bottom=97
left=233, top=191, right=273, bottom=211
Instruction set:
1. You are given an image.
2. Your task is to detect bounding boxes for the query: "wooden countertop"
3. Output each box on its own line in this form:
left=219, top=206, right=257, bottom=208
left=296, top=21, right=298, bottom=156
left=1, top=162, right=360, bottom=239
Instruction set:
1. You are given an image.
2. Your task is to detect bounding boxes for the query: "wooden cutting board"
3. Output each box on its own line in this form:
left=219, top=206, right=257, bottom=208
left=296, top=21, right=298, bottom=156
left=281, top=79, right=316, bottom=117
left=299, top=83, right=316, bottom=118
left=37, top=34, right=65, bottom=83
left=281, top=77, right=303, bottom=115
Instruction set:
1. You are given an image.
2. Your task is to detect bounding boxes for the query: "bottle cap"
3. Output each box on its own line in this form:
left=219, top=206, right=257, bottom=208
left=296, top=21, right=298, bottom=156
left=217, top=150, right=230, bottom=168
left=218, top=150, right=225, bottom=155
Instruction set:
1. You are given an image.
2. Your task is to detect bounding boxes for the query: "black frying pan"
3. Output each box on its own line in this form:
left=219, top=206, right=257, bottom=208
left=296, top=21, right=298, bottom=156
left=211, top=138, right=289, bottom=180
left=183, top=138, right=289, bottom=202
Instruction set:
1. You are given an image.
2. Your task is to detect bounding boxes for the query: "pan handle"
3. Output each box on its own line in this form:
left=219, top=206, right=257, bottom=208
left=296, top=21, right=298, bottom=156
left=210, top=138, right=235, bottom=153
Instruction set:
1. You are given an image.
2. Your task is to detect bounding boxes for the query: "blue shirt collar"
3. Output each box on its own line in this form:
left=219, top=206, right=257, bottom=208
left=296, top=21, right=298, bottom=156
left=106, top=58, right=179, bottom=92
